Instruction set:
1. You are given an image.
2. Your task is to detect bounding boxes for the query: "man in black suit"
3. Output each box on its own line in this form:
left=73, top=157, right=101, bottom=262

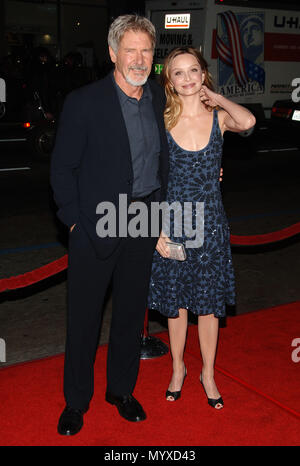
left=50, top=15, right=169, bottom=435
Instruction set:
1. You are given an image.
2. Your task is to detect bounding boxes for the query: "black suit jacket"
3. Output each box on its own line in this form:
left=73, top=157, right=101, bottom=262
left=50, top=73, right=169, bottom=260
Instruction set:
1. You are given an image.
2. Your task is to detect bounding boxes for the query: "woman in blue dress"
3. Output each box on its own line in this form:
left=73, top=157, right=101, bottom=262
left=148, top=47, right=255, bottom=408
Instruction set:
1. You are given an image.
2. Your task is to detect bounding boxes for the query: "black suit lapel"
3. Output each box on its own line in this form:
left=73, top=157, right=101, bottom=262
left=149, top=80, right=169, bottom=159
left=100, top=73, right=132, bottom=169
left=149, top=80, right=169, bottom=199
left=149, top=82, right=166, bottom=140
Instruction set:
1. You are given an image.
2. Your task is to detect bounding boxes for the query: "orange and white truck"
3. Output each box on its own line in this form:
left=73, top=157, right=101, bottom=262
left=146, top=0, right=300, bottom=137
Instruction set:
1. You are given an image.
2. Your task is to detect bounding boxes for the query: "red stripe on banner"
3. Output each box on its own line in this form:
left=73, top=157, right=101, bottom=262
left=231, top=12, right=248, bottom=82
left=226, top=11, right=247, bottom=85
left=222, top=13, right=244, bottom=86
left=216, top=36, right=232, bottom=64
left=212, top=30, right=300, bottom=62
left=264, top=32, right=300, bottom=62
left=229, top=12, right=248, bottom=84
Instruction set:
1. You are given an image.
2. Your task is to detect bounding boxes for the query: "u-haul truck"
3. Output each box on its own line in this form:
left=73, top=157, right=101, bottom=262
left=146, top=0, right=300, bottom=134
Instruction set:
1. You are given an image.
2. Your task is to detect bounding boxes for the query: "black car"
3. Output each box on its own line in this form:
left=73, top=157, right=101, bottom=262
left=271, top=99, right=300, bottom=148
left=0, top=78, right=56, bottom=160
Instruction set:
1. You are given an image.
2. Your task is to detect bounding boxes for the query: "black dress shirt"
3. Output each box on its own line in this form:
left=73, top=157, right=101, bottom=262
left=113, top=75, right=161, bottom=198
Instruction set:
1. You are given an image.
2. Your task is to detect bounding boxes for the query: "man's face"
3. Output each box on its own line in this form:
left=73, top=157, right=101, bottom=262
left=109, top=30, right=153, bottom=87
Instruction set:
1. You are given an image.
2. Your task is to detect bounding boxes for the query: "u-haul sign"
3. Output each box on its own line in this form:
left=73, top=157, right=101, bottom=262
left=165, top=13, right=190, bottom=29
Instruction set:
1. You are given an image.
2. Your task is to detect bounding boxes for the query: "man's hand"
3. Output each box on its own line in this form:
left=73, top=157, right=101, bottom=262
left=70, top=224, right=76, bottom=232
left=219, top=167, right=223, bottom=182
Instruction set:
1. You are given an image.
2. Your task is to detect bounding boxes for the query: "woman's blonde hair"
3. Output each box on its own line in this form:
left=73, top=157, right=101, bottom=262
left=162, top=47, right=215, bottom=131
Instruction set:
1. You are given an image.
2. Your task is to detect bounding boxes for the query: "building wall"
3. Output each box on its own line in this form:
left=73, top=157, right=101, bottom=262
left=4, top=0, right=109, bottom=65
left=0, top=0, right=7, bottom=57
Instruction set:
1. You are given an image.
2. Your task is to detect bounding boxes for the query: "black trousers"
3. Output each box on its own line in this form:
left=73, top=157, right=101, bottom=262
left=64, top=208, right=157, bottom=410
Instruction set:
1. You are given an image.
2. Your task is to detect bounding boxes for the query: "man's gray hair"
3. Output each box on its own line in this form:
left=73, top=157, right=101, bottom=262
left=108, top=15, right=156, bottom=53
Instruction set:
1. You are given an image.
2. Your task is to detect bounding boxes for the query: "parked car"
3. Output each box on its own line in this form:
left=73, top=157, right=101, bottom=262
left=271, top=99, right=300, bottom=148
left=0, top=79, right=56, bottom=160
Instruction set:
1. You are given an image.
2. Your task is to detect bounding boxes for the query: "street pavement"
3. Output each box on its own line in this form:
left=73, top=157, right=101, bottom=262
left=0, top=134, right=300, bottom=367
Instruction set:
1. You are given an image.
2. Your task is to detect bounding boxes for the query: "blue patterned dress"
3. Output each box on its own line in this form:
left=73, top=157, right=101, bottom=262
left=148, top=109, right=235, bottom=318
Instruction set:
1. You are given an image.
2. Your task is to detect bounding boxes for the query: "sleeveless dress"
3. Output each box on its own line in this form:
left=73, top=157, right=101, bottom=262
left=148, top=109, right=235, bottom=318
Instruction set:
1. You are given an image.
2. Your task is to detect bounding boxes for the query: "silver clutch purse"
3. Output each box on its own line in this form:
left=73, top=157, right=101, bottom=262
left=166, top=241, right=187, bottom=261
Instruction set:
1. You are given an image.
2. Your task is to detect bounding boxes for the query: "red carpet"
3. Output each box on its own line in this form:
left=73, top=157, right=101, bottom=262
left=0, top=302, right=300, bottom=446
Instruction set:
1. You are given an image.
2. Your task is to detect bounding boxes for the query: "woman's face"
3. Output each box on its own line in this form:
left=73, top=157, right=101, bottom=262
left=169, top=53, right=205, bottom=97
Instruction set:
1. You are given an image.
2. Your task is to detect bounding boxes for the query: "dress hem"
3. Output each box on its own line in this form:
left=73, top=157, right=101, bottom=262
left=148, top=299, right=235, bottom=319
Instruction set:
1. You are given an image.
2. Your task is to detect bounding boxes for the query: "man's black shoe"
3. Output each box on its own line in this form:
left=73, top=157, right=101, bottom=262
left=57, top=405, right=87, bottom=435
left=105, top=392, right=146, bottom=422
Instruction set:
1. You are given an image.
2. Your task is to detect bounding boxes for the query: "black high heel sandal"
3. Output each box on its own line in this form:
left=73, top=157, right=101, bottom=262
left=200, top=373, right=224, bottom=409
left=166, top=367, right=187, bottom=402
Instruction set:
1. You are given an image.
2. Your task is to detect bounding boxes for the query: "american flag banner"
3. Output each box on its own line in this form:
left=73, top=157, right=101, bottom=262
left=216, top=10, right=265, bottom=93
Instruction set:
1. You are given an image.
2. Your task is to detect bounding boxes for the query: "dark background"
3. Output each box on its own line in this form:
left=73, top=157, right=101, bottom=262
left=0, top=0, right=300, bottom=367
